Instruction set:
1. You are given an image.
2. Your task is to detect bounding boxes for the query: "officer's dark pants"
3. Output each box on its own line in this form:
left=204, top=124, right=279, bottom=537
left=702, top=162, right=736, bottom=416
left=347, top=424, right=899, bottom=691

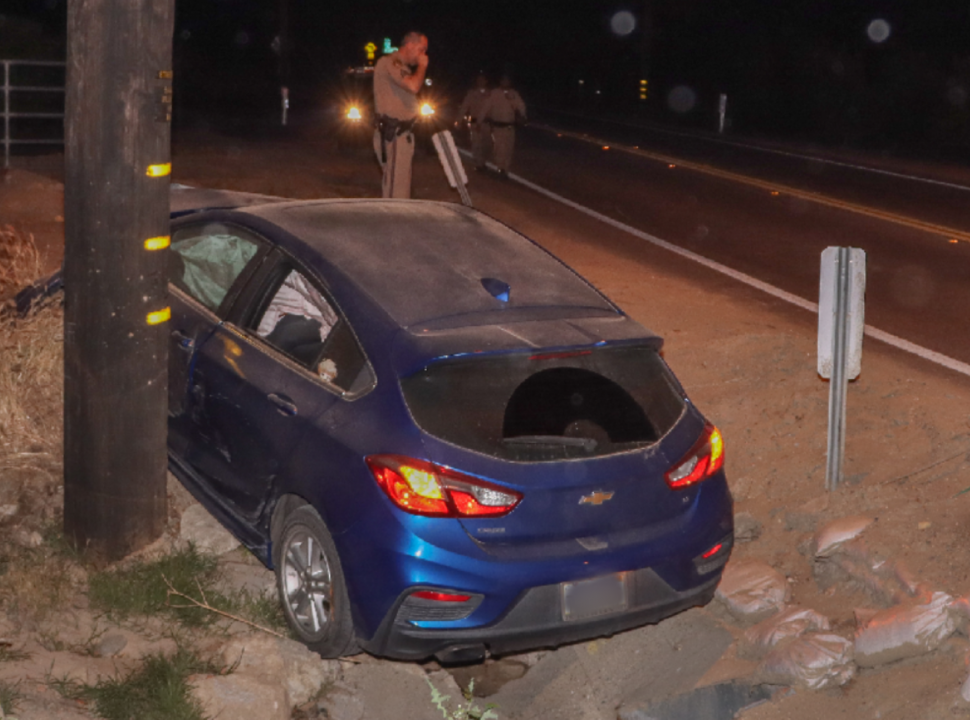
left=491, top=126, right=515, bottom=172
left=470, top=122, right=491, bottom=169
left=373, top=129, right=414, bottom=199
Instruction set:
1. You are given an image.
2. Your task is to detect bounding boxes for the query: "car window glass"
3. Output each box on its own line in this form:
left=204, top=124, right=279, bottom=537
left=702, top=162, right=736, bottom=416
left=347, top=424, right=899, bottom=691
left=253, top=269, right=343, bottom=382
left=170, top=226, right=261, bottom=311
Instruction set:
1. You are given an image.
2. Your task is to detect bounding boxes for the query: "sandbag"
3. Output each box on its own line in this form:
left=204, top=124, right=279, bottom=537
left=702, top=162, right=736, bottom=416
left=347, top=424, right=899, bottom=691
left=741, top=606, right=831, bottom=658
left=814, top=515, right=874, bottom=558
left=716, top=559, right=790, bottom=624
left=758, top=633, right=855, bottom=690
left=854, top=591, right=955, bottom=667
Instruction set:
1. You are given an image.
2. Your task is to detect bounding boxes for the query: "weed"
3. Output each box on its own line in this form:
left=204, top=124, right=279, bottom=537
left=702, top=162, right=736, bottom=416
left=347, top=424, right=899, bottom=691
left=0, top=525, right=83, bottom=624
left=36, top=628, right=66, bottom=653
left=74, top=623, right=109, bottom=657
left=224, top=587, right=289, bottom=635
left=88, top=545, right=231, bottom=627
left=0, top=644, right=29, bottom=663
left=0, top=679, right=21, bottom=716
left=426, top=677, right=499, bottom=720
left=41, top=521, right=86, bottom=563
left=83, top=646, right=223, bottom=720
left=89, top=543, right=290, bottom=635
left=44, top=664, right=86, bottom=701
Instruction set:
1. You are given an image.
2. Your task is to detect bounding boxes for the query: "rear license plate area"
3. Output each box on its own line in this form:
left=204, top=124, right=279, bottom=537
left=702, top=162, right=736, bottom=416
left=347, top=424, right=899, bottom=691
left=561, top=573, right=628, bottom=621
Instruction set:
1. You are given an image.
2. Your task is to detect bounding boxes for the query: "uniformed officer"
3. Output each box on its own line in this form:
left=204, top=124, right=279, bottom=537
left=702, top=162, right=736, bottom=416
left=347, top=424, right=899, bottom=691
left=457, top=73, right=491, bottom=171
left=483, top=75, right=527, bottom=177
left=372, top=32, right=429, bottom=198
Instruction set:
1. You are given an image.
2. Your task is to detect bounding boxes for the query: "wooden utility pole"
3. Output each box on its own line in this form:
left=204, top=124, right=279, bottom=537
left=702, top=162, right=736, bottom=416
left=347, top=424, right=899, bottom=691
left=639, top=0, right=653, bottom=110
left=63, top=0, right=174, bottom=559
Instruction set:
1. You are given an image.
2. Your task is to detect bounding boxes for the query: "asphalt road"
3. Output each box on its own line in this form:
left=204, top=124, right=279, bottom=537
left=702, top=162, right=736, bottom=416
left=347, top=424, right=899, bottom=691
left=501, top=112, right=970, bottom=369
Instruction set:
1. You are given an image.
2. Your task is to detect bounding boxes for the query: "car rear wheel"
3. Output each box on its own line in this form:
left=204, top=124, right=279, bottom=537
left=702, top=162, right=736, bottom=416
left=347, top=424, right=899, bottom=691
left=273, top=505, right=359, bottom=658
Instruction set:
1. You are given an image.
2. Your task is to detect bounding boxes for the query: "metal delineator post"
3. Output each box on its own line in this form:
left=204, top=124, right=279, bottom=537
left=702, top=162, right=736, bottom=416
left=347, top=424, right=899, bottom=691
left=818, top=247, right=866, bottom=491
left=432, top=130, right=472, bottom=207
left=826, top=248, right=850, bottom=490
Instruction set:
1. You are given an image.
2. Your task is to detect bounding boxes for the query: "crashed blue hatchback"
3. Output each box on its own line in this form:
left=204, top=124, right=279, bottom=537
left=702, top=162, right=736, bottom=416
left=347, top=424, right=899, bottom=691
left=165, top=189, right=734, bottom=663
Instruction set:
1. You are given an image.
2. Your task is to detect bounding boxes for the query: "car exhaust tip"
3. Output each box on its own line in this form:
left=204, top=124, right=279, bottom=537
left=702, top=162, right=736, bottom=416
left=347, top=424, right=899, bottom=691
left=434, top=644, right=487, bottom=665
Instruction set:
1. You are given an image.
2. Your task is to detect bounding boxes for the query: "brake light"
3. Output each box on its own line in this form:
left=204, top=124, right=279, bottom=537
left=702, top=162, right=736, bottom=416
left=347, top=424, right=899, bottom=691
left=366, top=455, right=522, bottom=518
left=665, top=424, right=724, bottom=489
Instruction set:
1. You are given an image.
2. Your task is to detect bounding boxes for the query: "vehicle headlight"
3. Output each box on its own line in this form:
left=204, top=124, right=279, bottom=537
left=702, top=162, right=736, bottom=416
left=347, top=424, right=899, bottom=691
left=420, top=103, right=435, bottom=117
left=346, top=106, right=362, bottom=121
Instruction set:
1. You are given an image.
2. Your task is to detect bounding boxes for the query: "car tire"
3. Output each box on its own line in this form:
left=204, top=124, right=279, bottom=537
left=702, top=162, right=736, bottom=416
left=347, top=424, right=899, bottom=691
left=273, top=505, right=360, bottom=658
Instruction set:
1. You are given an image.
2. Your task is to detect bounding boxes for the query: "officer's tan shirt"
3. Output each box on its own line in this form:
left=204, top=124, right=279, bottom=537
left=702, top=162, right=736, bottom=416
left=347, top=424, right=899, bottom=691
left=483, top=88, right=526, bottom=125
left=373, top=53, right=419, bottom=121
left=458, top=88, right=490, bottom=122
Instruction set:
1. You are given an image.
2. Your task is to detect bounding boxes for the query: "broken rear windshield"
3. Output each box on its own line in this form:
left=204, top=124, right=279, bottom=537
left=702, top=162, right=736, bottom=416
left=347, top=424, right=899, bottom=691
left=400, top=344, right=686, bottom=461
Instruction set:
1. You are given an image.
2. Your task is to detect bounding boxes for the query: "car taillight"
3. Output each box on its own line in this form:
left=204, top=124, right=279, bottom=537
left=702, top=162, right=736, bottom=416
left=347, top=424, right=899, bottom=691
left=411, top=590, right=471, bottom=602
left=665, top=423, right=724, bottom=489
left=366, top=455, right=522, bottom=518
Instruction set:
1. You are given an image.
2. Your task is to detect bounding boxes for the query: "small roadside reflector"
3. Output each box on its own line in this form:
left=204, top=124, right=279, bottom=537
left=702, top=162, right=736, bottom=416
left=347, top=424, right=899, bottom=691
left=146, top=163, right=171, bottom=177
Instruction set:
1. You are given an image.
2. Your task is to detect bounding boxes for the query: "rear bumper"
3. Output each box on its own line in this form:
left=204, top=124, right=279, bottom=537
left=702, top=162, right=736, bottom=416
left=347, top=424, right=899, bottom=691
left=359, top=563, right=724, bottom=661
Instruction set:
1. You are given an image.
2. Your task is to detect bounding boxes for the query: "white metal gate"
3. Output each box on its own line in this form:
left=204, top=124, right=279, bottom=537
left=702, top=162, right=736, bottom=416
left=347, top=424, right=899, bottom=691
left=2, top=59, right=66, bottom=169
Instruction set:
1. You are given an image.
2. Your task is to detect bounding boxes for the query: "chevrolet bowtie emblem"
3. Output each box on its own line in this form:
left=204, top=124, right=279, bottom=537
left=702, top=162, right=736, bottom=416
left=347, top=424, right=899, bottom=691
left=579, top=490, right=615, bottom=506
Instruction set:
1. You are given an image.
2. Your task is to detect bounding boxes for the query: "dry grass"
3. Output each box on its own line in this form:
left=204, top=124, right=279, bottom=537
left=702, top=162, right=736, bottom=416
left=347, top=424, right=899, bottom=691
left=0, top=536, right=85, bottom=624
left=0, top=224, right=43, bottom=299
left=0, top=226, right=63, bottom=466
left=0, top=227, right=67, bottom=622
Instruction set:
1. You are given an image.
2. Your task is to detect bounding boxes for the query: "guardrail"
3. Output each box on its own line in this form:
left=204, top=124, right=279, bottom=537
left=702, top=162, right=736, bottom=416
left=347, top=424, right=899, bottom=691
left=2, top=59, right=66, bottom=169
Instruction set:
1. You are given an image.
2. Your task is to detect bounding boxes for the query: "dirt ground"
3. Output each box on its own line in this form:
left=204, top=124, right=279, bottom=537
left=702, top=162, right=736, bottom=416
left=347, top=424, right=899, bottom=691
left=4, top=123, right=970, bottom=719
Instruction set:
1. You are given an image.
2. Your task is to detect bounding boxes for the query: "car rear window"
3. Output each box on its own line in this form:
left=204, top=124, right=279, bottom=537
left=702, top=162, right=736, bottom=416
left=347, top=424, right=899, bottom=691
left=400, top=345, right=686, bottom=461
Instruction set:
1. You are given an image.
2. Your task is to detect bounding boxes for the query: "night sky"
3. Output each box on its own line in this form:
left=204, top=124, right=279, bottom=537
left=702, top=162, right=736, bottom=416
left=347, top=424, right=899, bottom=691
left=3, top=0, right=970, bottom=154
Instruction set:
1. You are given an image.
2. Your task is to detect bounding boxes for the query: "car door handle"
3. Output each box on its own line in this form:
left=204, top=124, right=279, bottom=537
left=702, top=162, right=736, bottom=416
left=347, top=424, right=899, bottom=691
left=171, top=329, right=195, bottom=352
left=268, top=393, right=298, bottom=416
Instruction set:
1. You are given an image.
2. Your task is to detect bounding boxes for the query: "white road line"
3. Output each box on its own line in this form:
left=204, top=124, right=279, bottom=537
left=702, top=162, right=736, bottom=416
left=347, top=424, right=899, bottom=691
left=461, top=149, right=970, bottom=379
left=541, top=110, right=970, bottom=193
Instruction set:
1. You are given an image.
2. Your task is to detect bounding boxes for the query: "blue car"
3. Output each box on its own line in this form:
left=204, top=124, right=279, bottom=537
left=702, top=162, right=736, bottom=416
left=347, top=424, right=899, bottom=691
left=166, top=188, right=734, bottom=663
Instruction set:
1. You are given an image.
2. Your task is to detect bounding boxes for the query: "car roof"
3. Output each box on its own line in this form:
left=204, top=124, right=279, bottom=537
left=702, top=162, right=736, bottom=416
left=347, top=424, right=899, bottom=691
left=170, top=186, right=287, bottom=217
left=237, top=199, right=619, bottom=329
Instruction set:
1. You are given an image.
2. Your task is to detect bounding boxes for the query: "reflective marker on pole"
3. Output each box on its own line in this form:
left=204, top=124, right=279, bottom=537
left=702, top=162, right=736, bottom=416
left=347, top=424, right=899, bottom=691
left=146, top=307, right=171, bottom=325
left=718, top=94, right=728, bottom=135
left=143, top=235, right=170, bottom=250
left=146, top=162, right=171, bottom=177
left=818, top=247, right=866, bottom=490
